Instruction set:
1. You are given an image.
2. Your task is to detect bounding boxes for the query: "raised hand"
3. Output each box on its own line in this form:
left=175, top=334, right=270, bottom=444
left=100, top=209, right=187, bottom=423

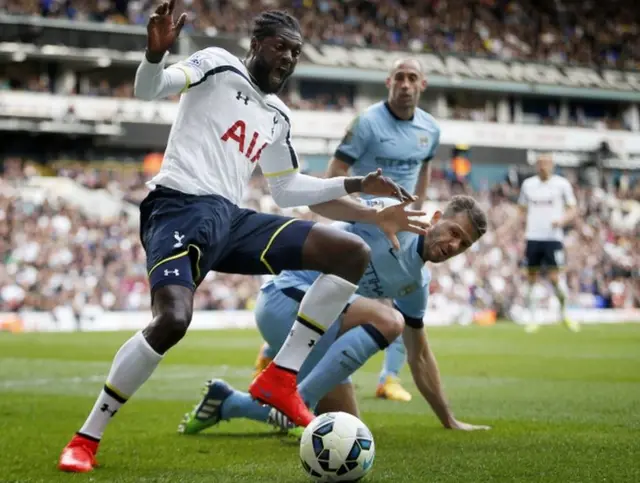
left=361, top=169, right=415, bottom=202
left=146, top=0, right=187, bottom=62
left=374, top=201, right=430, bottom=250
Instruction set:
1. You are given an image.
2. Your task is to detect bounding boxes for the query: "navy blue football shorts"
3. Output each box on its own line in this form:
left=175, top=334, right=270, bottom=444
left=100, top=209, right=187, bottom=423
left=139, top=186, right=315, bottom=294
left=524, top=240, right=565, bottom=270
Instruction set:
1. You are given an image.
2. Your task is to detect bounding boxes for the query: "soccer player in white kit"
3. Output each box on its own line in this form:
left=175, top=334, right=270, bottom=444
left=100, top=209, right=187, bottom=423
left=518, top=153, right=579, bottom=333
left=58, top=2, right=428, bottom=473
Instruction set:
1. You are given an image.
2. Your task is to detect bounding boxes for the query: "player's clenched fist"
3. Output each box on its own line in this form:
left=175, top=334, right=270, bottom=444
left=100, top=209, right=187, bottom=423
left=361, top=168, right=415, bottom=202
left=146, top=0, right=187, bottom=63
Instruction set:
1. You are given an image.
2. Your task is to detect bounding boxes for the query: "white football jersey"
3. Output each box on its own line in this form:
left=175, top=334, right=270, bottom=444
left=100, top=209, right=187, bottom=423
left=148, top=47, right=299, bottom=204
left=518, top=174, right=576, bottom=241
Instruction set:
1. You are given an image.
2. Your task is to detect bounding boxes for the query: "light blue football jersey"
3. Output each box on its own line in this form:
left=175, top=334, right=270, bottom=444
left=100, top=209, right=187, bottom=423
left=268, top=198, right=431, bottom=320
left=334, top=101, right=441, bottom=196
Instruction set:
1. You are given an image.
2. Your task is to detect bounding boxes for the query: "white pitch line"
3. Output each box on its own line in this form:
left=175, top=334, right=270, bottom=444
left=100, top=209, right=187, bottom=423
left=0, top=365, right=253, bottom=390
left=0, top=375, right=106, bottom=388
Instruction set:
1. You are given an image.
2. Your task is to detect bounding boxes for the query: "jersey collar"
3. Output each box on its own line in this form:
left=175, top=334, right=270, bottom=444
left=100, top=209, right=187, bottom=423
left=384, top=101, right=414, bottom=121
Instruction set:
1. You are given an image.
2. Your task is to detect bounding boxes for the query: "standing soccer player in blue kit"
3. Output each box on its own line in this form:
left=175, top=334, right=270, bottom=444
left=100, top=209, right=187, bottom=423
left=253, top=58, right=440, bottom=402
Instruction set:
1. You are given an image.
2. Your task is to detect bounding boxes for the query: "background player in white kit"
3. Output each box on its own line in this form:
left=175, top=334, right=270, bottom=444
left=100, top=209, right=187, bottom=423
left=519, top=153, right=579, bottom=333
left=58, top=2, right=428, bottom=473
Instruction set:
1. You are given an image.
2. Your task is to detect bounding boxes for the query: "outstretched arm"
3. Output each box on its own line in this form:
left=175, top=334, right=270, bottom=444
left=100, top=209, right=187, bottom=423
left=403, top=324, right=490, bottom=430
left=403, top=325, right=454, bottom=427
left=262, top=108, right=412, bottom=208
left=266, top=169, right=414, bottom=209
left=309, top=198, right=429, bottom=249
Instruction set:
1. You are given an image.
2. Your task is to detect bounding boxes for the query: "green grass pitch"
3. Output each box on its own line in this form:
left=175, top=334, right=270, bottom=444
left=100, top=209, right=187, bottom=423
left=1, top=323, right=639, bottom=482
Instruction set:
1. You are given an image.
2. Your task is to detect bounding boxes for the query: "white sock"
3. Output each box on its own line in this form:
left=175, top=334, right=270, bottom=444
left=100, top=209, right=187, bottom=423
left=78, top=331, right=163, bottom=440
left=273, top=274, right=357, bottom=372
left=525, top=283, right=534, bottom=311
left=525, top=283, right=537, bottom=322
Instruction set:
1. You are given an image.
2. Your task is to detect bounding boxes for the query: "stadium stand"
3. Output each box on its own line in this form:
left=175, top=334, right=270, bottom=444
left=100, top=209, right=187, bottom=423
left=2, top=0, right=640, bottom=68
left=2, top=157, right=637, bottom=316
left=1, top=1, right=639, bottom=327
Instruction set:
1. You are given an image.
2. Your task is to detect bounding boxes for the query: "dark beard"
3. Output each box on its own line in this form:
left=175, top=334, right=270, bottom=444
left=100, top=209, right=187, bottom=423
left=249, top=56, right=284, bottom=94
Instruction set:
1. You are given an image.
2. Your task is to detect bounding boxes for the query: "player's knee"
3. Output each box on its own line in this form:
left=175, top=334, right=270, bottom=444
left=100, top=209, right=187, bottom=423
left=373, top=306, right=404, bottom=343
left=337, top=236, right=371, bottom=279
left=161, top=309, right=191, bottom=339
left=145, top=308, right=192, bottom=354
left=305, top=226, right=371, bottom=282
left=145, top=287, right=194, bottom=353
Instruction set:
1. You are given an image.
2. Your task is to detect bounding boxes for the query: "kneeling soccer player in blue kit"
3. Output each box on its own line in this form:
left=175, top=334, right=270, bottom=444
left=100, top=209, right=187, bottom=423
left=179, top=195, right=491, bottom=433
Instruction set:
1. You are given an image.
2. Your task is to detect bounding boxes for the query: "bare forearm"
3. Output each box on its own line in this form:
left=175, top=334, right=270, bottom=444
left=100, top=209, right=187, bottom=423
left=404, top=329, right=455, bottom=427
left=560, top=206, right=577, bottom=226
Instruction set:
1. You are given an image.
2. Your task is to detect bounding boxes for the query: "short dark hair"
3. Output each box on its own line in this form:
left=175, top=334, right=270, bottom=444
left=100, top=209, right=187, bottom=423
left=251, top=10, right=301, bottom=40
left=443, top=195, right=487, bottom=239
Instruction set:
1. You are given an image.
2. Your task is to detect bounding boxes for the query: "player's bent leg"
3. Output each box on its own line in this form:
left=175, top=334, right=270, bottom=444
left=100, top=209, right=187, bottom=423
left=59, top=284, right=194, bottom=472
left=251, top=283, right=299, bottom=380
left=201, top=316, right=351, bottom=437
left=285, top=382, right=359, bottom=440
left=178, top=378, right=301, bottom=435
left=316, top=382, right=360, bottom=418
left=183, top=290, right=365, bottom=436
left=180, top=284, right=303, bottom=434
left=239, top=219, right=370, bottom=427
left=297, top=297, right=404, bottom=410
left=300, top=222, right=372, bottom=282
left=268, top=223, right=371, bottom=372
left=178, top=378, right=235, bottom=435
left=376, top=336, right=412, bottom=402
left=144, top=285, right=195, bottom=353
left=373, top=299, right=410, bottom=401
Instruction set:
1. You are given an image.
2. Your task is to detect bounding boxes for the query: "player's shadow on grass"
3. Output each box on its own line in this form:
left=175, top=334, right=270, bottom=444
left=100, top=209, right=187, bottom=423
left=186, top=431, right=288, bottom=440
left=186, top=432, right=300, bottom=446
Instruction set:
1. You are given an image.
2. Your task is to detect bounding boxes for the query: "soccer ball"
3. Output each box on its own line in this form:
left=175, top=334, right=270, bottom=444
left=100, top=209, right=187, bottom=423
left=299, top=412, right=375, bottom=482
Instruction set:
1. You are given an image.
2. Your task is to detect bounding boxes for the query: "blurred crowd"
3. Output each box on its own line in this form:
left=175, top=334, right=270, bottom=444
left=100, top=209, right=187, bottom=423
left=2, top=0, right=640, bottom=69
left=0, top=73, right=357, bottom=112
left=0, top=70, right=626, bottom=129
left=1, top=157, right=638, bottom=317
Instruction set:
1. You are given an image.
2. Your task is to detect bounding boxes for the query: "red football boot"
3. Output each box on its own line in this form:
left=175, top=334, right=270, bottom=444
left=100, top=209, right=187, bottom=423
left=249, top=362, right=315, bottom=427
left=58, top=434, right=99, bottom=473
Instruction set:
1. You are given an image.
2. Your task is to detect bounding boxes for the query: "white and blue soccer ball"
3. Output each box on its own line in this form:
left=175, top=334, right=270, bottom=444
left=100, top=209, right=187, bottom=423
left=299, top=412, right=375, bottom=482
